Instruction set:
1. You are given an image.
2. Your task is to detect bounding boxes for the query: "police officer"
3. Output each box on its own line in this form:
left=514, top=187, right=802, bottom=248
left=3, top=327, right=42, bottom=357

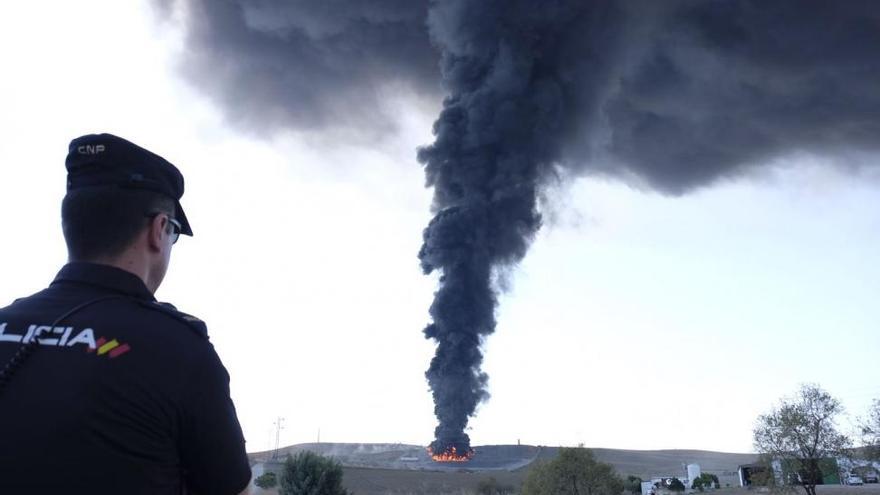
left=0, top=134, right=252, bottom=494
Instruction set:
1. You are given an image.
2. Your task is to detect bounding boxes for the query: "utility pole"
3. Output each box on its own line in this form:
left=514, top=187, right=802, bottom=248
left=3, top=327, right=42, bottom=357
left=272, top=417, right=285, bottom=460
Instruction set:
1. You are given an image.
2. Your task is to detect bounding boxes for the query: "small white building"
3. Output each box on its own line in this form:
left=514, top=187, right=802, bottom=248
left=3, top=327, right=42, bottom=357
left=687, top=464, right=701, bottom=484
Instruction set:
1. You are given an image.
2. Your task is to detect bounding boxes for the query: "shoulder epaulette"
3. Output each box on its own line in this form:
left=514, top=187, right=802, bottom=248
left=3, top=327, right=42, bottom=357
left=136, top=300, right=209, bottom=339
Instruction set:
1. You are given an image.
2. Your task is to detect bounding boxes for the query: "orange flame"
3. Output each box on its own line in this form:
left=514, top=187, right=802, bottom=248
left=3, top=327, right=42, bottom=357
left=428, top=446, right=475, bottom=462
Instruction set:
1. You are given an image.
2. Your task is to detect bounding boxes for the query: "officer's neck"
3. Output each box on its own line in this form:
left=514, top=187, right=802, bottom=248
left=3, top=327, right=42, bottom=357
left=79, top=249, right=165, bottom=295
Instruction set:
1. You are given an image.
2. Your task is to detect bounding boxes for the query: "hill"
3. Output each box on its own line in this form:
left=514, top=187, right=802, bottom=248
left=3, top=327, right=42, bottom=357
left=250, top=442, right=757, bottom=492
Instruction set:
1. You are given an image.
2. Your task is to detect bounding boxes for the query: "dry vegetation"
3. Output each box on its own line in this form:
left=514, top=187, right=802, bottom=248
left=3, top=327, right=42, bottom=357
left=254, top=475, right=880, bottom=495
left=248, top=444, right=876, bottom=495
left=250, top=466, right=880, bottom=495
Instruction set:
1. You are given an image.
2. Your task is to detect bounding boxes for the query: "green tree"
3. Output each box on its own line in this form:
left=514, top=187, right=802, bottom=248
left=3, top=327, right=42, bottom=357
left=279, top=451, right=350, bottom=495
left=255, top=471, right=278, bottom=489
left=753, top=384, right=850, bottom=495
left=667, top=478, right=685, bottom=492
left=624, top=475, right=643, bottom=495
left=860, top=399, right=880, bottom=461
left=522, top=447, right=624, bottom=495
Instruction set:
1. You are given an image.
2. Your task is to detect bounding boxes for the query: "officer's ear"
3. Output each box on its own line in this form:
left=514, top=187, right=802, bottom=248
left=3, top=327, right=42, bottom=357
left=146, top=214, right=170, bottom=252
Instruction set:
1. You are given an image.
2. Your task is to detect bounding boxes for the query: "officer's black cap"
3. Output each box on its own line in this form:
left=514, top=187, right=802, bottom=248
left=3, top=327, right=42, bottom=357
left=65, top=133, right=193, bottom=236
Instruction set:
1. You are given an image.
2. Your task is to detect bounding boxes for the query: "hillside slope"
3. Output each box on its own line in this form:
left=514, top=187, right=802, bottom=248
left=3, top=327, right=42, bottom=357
left=251, top=442, right=756, bottom=479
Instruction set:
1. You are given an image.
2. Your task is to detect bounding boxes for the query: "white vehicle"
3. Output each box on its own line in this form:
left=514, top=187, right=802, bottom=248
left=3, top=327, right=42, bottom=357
left=846, top=475, right=864, bottom=486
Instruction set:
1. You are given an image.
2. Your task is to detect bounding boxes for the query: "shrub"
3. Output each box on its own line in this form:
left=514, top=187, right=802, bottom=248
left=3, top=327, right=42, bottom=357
left=625, top=475, right=644, bottom=495
left=668, top=477, right=686, bottom=492
left=255, top=471, right=278, bottom=489
left=477, top=476, right=516, bottom=494
left=692, top=473, right=719, bottom=491
left=279, top=451, right=350, bottom=495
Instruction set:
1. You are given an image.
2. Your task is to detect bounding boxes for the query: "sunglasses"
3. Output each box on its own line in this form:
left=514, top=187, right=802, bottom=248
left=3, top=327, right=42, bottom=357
left=145, top=212, right=182, bottom=244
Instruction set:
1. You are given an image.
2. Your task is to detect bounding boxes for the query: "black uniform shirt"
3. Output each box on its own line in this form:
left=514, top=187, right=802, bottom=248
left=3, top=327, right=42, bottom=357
left=0, top=263, right=251, bottom=494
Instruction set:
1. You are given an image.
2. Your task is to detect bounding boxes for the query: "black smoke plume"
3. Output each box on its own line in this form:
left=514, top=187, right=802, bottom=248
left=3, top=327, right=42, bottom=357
left=158, top=0, right=880, bottom=455
left=416, top=0, right=623, bottom=457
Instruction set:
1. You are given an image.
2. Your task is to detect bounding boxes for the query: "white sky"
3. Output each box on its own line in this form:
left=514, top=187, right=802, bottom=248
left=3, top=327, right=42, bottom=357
left=1, top=1, right=878, bottom=454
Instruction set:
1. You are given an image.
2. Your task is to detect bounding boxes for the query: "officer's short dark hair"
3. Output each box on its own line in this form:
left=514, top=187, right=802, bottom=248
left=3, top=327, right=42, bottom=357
left=61, top=187, right=176, bottom=261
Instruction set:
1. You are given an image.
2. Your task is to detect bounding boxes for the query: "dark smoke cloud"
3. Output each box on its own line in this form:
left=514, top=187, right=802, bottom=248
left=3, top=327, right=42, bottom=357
left=155, top=0, right=438, bottom=132
left=594, top=0, right=880, bottom=193
left=160, top=0, right=880, bottom=454
left=160, top=0, right=880, bottom=188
